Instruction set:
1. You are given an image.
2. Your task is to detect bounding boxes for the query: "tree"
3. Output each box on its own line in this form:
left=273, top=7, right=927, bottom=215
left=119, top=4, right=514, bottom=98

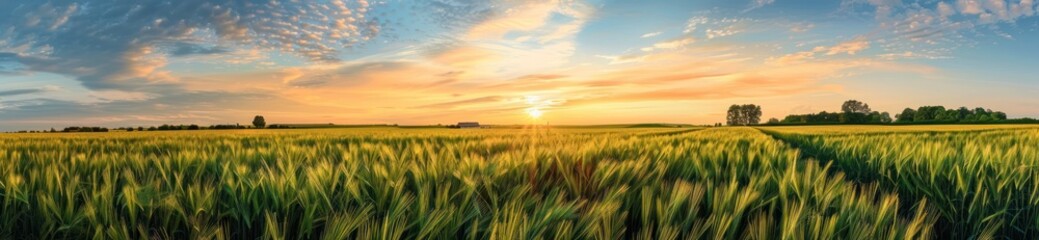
left=746, top=105, right=762, bottom=125
left=957, top=107, right=972, bottom=119
left=253, top=115, right=266, bottom=128
left=989, top=111, right=1007, bottom=120
left=896, top=108, right=916, bottom=122
left=767, top=118, right=780, bottom=125
left=726, top=104, right=762, bottom=126
left=913, top=106, right=946, bottom=122
left=878, top=112, right=892, bottom=123
left=727, top=105, right=743, bottom=126
left=841, top=100, right=872, bottom=114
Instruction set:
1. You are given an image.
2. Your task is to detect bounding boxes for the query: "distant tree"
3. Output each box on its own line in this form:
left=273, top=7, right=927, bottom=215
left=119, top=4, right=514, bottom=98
left=895, top=108, right=916, bottom=122
left=840, top=112, right=869, bottom=124
left=989, top=112, right=1005, bottom=121
left=727, top=105, right=743, bottom=126
left=978, top=114, right=993, bottom=122
left=841, top=100, right=872, bottom=114
left=727, top=104, right=762, bottom=126
left=915, top=106, right=946, bottom=122
left=747, top=105, right=762, bottom=125
left=957, top=107, right=972, bottom=120
left=878, top=112, right=892, bottom=123
left=137, top=127, right=144, bottom=131
left=253, top=115, right=266, bottom=128
left=767, top=118, right=780, bottom=125
left=188, top=124, right=200, bottom=130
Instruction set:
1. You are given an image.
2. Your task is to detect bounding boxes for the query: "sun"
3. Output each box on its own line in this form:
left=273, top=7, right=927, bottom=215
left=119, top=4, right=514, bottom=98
left=526, top=108, right=543, bottom=119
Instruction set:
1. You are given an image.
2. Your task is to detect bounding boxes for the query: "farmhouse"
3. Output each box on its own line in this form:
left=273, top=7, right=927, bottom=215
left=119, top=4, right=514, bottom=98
left=457, top=122, right=480, bottom=128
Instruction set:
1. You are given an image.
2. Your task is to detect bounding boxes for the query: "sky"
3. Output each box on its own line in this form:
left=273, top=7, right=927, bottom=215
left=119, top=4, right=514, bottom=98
left=1, top=0, right=1038, bottom=130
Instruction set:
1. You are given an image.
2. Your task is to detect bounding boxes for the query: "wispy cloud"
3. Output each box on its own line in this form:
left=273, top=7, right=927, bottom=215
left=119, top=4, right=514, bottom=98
left=641, top=31, right=663, bottom=38
left=641, top=37, right=696, bottom=52
left=744, top=0, right=777, bottom=12
left=0, top=89, right=45, bottom=97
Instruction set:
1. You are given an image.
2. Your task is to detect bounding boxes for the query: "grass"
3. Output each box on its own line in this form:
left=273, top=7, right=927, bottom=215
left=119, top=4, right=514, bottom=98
left=1, top=125, right=1034, bottom=239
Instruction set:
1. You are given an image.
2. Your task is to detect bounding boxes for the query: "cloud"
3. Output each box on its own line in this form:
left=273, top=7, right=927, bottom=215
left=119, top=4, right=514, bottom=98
left=427, top=44, right=499, bottom=69
left=745, top=0, right=777, bottom=12
left=280, top=61, right=421, bottom=88
left=684, top=16, right=710, bottom=34
left=417, top=96, right=503, bottom=109
left=596, top=54, right=647, bottom=65
left=0, top=89, right=45, bottom=97
left=1010, top=0, right=1036, bottom=18
left=169, top=43, right=230, bottom=57
left=466, top=1, right=559, bottom=39
left=0, top=0, right=379, bottom=90
left=706, top=27, right=742, bottom=39
left=773, top=36, right=870, bottom=64
left=653, top=37, right=697, bottom=49
left=878, top=51, right=952, bottom=60
left=938, top=2, right=958, bottom=18
left=680, top=16, right=751, bottom=40
left=774, top=51, right=818, bottom=65
left=641, top=32, right=663, bottom=38
left=789, top=22, right=816, bottom=33
left=845, top=0, right=1038, bottom=58
left=826, top=37, right=870, bottom=55
left=641, top=37, right=696, bottom=52
left=0, top=87, right=371, bottom=129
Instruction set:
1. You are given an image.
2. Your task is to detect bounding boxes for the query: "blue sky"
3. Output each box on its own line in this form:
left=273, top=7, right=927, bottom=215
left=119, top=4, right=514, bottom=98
left=0, top=0, right=1037, bottom=129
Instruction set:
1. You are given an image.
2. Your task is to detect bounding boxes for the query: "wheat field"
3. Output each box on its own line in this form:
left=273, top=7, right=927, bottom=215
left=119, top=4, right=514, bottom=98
left=2, top=125, right=1037, bottom=239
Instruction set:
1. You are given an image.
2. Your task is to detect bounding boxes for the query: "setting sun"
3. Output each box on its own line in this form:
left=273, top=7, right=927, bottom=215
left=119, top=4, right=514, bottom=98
left=526, top=108, right=544, bottom=119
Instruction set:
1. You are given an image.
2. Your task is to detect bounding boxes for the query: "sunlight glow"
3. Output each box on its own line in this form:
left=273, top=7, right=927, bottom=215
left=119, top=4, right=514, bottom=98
left=526, top=108, right=544, bottom=119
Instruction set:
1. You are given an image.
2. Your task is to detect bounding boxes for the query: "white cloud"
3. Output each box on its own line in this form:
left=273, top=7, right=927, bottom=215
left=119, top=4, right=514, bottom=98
left=641, top=32, right=662, bottom=38
left=706, top=26, right=742, bottom=39
left=684, top=16, right=709, bottom=34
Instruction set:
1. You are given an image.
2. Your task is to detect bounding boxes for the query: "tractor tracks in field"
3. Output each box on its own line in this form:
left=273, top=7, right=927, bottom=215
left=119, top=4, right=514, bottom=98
left=753, top=128, right=829, bottom=163
left=635, top=128, right=705, bottom=137
left=753, top=127, right=871, bottom=183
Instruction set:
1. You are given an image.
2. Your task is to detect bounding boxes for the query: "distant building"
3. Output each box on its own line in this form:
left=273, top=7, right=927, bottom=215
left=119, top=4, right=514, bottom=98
left=457, top=122, right=480, bottom=128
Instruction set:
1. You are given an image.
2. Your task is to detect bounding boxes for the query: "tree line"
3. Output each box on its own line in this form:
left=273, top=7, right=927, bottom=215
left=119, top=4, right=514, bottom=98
left=8, top=116, right=271, bottom=133
left=728, top=100, right=1035, bottom=126
left=777, top=100, right=892, bottom=124
left=895, top=106, right=1009, bottom=123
